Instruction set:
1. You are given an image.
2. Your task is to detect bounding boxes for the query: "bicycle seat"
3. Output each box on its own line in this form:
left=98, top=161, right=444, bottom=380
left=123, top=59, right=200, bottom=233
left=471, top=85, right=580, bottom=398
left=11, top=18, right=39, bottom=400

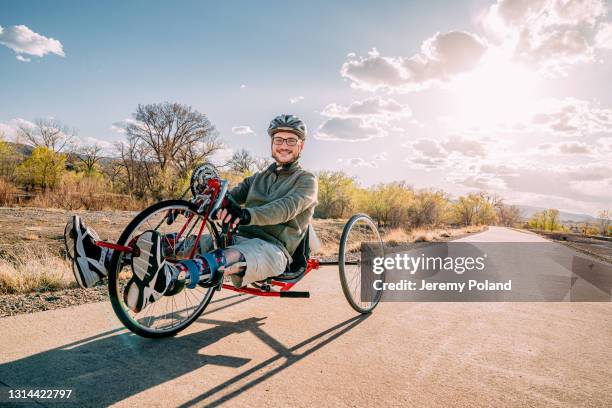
left=273, top=226, right=313, bottom=281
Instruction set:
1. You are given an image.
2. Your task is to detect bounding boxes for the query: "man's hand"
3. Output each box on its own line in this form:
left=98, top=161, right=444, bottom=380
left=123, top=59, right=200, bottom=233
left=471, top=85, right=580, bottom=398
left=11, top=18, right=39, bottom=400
left=212, top=196, right=251, bottom=228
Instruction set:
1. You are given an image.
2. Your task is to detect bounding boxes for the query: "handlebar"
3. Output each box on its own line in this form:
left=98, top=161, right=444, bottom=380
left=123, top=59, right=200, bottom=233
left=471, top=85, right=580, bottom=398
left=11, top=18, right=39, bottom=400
left=209, top=179, right=229, bottom=214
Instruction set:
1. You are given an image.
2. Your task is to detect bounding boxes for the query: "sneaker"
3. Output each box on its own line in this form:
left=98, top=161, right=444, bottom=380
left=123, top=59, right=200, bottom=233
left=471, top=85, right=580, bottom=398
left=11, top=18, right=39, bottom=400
left=68, top=215, right=109, bottom=288
left=124, top=230, right=179, bottom=313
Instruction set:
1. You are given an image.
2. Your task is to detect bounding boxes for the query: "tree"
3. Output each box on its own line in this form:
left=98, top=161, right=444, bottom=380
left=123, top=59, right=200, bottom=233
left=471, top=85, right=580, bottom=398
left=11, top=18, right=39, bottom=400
left=77, top=144, right=104, bottom=175
left=359, top=182, right=414, bottom=227
left=17, top=146, right=66, bottom=190
left=227, top=149, right=256, bottom=175
left=125, top=102, right=218, bottom=172
left=528, top=209, right=561, bottom=231
left=116, top=139, right=148, bottom=197
left=17, top=118, right=76, bottom=153
left=254, top=157, right=273, bottom=172
left=100, top=159, right=123, bottom=187
left=496, top=204, right=521, bottom=227
left=117, top=102, right=220, bottom=198
left=597, top=210, right=610, bottom=236
left=0, top=134, right=21, bottom=181
left=316, top=171, right=357, bottom=219
left=453, top=193, right=497, bottom=226
left=408, top=190, right=449, bottom=227
left=546, top=209, right=560, bottom=231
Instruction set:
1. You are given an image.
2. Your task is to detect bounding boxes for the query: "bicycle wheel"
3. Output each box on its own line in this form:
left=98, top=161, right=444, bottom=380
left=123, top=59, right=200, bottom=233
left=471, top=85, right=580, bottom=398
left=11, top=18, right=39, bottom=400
left=339, top=214, right=385, bottom=314
left=108, top=199, right=222, bottom=338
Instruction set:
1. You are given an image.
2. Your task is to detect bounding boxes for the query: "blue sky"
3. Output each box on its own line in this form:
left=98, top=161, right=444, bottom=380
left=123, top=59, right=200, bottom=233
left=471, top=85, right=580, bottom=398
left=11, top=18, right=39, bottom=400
left=1, top=0, right=611, bottom=215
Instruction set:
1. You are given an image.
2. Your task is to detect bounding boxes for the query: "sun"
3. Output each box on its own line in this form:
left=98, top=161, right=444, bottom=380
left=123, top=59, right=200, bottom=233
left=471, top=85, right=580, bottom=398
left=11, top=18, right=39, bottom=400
left=449, top=51, right=540, bottom=130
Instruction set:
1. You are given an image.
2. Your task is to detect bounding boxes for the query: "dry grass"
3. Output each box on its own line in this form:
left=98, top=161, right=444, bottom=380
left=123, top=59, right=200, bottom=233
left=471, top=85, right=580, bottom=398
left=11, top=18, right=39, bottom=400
left=312, top=219, right=487, bottom=256
left=29, top=186, right=147, bottom=211
left=0, top=178, right=17, bottom=206
left=0, top=244, right=74, bottom=294
left=396, top=225, right=487, bottom=244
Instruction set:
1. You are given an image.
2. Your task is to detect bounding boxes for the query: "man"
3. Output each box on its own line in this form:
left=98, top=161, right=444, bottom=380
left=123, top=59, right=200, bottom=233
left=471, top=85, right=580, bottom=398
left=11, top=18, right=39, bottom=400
left=66, top=114, right=318, bottom=312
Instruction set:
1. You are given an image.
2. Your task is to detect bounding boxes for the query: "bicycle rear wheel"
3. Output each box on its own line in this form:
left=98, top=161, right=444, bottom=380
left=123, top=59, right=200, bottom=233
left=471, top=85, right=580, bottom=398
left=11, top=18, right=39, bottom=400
left=108, top=199, right=221, bottom=338
left=339, top=214, right=385, bottom=314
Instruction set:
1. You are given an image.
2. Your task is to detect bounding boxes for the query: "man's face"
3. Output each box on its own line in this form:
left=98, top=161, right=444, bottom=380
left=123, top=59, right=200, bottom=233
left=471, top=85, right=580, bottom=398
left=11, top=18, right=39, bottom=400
left=271, top=131, right=304, bottom=165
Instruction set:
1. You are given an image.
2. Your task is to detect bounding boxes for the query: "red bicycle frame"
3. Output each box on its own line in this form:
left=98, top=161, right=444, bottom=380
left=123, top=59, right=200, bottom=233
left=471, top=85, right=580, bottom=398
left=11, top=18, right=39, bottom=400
left=95, top=177, right=322, bottom=298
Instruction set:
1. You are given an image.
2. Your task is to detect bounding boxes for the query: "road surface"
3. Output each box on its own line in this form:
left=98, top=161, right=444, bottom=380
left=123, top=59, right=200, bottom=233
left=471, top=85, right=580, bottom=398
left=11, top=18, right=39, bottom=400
left=0, top=227, right=610, bottom=407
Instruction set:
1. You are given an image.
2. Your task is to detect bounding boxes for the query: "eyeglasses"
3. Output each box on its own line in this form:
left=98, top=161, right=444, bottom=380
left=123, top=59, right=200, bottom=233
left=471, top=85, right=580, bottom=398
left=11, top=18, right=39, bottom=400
left=272, top=136, right=300, bottom=146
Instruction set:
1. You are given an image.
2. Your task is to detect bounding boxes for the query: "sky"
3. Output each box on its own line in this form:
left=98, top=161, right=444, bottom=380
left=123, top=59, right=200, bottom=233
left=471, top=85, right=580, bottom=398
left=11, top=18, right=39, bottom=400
left=1, top=0, right=611, bottom=216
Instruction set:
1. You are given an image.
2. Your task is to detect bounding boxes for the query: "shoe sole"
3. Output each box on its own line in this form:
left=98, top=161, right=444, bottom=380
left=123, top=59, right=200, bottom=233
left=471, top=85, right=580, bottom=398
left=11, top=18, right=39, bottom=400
left=125, top=231, right=169, bottom=313
left=73, top=216, right=104, bottom=288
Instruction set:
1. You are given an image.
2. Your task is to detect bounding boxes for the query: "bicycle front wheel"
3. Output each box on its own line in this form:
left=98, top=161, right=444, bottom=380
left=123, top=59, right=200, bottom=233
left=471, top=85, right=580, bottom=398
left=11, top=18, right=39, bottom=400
left=339, top=214, right=385, bottom=314
left=108, top=199, right=221, bottom=338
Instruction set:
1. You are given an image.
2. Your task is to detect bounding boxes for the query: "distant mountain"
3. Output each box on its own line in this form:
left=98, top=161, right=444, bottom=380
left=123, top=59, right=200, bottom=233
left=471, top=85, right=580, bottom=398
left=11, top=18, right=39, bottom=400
left=5, top=141, right=116, bottom=165
left=512, top=205, right=597, bottom=223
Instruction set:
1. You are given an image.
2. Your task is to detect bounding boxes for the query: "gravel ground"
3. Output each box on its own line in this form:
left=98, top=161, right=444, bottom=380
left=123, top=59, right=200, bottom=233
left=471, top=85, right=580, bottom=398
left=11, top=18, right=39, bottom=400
left=0, top=285, right=109, bottom=318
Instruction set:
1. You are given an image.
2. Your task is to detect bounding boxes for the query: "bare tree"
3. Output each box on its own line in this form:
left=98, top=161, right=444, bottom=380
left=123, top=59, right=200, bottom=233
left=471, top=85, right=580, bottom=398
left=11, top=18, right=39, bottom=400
left=496, top=204, right=521, bottom=227
left=116, top=139, right=148, bottom=197
left=77, top=145, right=104, bottom=174
left=101, top=159, right=123, bottom=186
left=175, top=137, right=222, bottom=180
left=227, top=149, right=256, bottom=174
left=254, top=157, right=273, bottom=172
left=18, top=118, right=76, bottom=153
left=124, top=103, right=218, bottom=174
left=598, top=210, right=611, bottom=236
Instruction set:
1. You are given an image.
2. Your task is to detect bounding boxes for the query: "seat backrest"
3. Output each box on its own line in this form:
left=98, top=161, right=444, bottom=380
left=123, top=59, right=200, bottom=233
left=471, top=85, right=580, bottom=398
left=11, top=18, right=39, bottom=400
left=308, top=224, right=321, bottom=253
left=287, top=228, right=310, bottom=273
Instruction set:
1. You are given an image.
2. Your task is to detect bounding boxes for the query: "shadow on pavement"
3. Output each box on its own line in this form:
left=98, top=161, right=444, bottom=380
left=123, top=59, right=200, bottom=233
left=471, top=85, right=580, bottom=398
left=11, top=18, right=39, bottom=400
left=0, top=294, right=368, bottom=407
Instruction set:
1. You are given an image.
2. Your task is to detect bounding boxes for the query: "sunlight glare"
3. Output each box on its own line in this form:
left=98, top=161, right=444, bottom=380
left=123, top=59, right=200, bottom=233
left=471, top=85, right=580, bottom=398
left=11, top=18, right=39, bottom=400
left=449, top=51, right=540, bottom=131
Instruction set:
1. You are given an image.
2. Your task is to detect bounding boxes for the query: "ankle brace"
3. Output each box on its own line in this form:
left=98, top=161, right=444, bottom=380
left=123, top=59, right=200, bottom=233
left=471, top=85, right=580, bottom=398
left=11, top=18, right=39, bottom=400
left=178, top=248, right=226, bottom=289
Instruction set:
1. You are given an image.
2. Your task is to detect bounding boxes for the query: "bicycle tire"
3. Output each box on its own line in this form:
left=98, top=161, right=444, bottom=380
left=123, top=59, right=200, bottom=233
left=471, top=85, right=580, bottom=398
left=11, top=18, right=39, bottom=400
left=108, top=199, right=222, bottom=338
left=338, top=213, right=385, bottom=314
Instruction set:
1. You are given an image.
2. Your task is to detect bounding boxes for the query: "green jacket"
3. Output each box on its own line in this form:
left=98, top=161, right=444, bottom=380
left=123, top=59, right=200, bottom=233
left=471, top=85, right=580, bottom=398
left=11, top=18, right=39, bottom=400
left=229, top=161, right=318, bottom=262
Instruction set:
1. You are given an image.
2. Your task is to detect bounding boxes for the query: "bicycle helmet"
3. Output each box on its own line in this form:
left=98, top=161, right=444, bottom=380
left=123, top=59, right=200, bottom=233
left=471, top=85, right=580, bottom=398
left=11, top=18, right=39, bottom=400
left=267, top=114, right=307, bottom=140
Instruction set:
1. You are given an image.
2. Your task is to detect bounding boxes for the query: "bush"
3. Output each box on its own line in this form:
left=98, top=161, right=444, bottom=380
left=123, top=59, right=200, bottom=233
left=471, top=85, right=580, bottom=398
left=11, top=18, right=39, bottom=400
left=0, top=178, right=17, bottom=206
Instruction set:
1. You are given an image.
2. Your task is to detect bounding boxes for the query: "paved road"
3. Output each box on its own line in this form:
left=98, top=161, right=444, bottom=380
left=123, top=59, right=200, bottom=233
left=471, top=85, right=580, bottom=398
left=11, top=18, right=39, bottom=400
left=1, top=227, right=611, bottom=407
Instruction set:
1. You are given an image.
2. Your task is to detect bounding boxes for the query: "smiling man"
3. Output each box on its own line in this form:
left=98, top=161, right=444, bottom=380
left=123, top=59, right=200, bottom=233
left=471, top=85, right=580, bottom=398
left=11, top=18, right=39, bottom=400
left=66, top=114, right=318, bottom=312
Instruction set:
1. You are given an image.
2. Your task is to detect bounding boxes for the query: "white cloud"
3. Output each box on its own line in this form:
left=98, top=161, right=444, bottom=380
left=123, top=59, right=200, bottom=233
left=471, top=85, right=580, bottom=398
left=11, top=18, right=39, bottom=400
left=231, top=126, right=255, bottom=135
left=483, top=0, right=610, bottom=73
left=530, top=98, right=612, bottom=137
left=0, top=118, right=36, bottom=141
left=0, top=25, right=65, bottom=59
left=373, top=151, right=388, bottom=161
left=315, top=117, right=387, bottom=142
left=405, top=136, right=488, bottom=159
left=240, top=84, right=246, bottom=89
left=596, top=137, right=612, bottom=151
left=212, top=147, right=234, bottom=164
left=411, top=139, right=447, bottom=158
left=447, top=97, right=612, bottom=139
left=441, top=137, right=486, bottom=157
left=317, top=97, right=412, bottom=142
left=557, top=142, right=592, bottom=154
left=451, top=161, right=612, bottom=206
left=15, top=55, right=31, bottom=62
left=289, top=96, right=304, bottom=104
left=403, top=156, right=449, bottom=170
left=337, top=157, right=378, bottom=168
left=321, top=97, right=412, bottom=121
left=69, top=135, right=116, bottom=154
left=340, top=31, right=488, bottom=92
left=110, top=118, right=139, bottom=134
left=595, top=22, right=612, bottom=49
